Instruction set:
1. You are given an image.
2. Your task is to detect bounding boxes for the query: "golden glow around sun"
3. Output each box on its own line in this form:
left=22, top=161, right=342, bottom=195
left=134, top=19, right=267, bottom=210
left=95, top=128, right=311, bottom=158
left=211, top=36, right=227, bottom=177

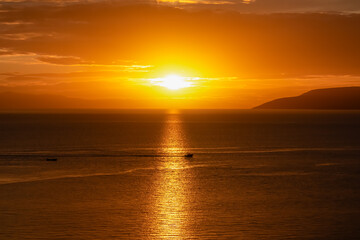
left=151, top=74, right=193, bottom=90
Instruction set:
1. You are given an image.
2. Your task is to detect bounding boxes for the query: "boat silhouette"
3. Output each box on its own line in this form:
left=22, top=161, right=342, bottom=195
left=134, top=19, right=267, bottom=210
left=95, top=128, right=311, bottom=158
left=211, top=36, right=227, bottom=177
left=184, top=153, right=193, bottom=158
left=46, top=158, right=57, bottom=161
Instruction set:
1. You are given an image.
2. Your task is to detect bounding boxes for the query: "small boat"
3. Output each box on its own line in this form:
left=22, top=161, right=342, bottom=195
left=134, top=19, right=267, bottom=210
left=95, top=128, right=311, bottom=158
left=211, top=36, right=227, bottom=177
left=46, top=158, right=57, bottom=161
left=184, top=153, right=193, bottom=158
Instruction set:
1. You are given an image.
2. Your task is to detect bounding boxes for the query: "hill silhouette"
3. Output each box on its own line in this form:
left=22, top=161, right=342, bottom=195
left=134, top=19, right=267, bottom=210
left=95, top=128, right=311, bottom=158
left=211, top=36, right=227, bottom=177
left=254, top=87, right=360, bottom=109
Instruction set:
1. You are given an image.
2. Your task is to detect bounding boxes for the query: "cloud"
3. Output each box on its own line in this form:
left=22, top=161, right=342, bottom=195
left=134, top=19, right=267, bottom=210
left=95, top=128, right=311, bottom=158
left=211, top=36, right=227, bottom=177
left=201, top=0, right=360, bottom=13
left=37, top=56, right=93, bottom=65
left=0, top=2, right=360, bottom=78
left=1, top=0, right=360, bottom=12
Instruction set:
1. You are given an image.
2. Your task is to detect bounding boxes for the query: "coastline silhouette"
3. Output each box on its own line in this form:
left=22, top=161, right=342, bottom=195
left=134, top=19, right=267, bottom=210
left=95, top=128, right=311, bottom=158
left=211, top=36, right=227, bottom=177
left=255, top=87, right=360, bottom=109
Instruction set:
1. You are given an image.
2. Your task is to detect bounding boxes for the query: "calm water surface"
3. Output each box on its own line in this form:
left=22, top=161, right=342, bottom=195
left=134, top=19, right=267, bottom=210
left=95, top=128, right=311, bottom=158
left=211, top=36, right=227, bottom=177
left=0, top=110, right=360, bottom=239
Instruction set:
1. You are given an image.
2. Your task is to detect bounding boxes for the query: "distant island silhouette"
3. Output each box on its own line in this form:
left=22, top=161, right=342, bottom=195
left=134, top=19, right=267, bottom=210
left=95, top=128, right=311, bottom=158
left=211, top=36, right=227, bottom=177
left=254, top=87, right=360, bottom=110
left=0, top=92, right=139, bottom=110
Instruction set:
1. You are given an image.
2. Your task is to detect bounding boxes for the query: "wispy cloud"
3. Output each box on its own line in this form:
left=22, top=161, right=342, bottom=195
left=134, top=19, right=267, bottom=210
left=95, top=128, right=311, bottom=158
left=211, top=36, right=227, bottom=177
left=1, top=2, right=360, bottom=77
left=1, top=0, right=360, bottom=12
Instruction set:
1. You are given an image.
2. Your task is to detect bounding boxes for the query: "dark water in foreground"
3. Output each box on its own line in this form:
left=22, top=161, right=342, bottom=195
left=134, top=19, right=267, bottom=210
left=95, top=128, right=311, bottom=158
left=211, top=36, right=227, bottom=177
left=0, top=110, right=360, bottom=239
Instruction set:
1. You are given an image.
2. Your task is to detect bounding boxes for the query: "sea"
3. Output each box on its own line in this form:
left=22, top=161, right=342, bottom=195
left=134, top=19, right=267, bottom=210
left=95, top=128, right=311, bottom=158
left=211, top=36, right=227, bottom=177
left=0, top=110, right=360, bottom=239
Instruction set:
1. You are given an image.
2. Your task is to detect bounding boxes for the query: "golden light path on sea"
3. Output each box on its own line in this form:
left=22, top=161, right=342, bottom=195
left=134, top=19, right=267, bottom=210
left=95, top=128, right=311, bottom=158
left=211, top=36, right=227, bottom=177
left=150, top=113, right=193, bottom=239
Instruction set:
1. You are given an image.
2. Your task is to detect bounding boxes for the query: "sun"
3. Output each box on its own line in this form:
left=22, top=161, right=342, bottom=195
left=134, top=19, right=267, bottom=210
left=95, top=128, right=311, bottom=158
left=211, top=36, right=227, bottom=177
left=151, top=74, right=193, bottom=90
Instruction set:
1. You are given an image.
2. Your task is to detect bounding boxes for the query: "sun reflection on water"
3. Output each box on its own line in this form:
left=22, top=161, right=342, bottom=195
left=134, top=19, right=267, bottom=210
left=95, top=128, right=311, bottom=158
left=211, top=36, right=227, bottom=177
left=151, top=113, right=193, bottom=239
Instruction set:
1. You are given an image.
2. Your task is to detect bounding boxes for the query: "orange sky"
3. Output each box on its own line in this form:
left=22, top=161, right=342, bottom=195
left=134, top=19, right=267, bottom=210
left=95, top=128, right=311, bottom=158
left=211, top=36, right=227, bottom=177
left=1, top=1, right=360, bottom=109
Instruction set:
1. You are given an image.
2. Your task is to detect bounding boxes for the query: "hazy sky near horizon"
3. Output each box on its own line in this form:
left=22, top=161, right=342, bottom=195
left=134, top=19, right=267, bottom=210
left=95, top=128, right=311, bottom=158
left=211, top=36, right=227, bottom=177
left=1, top=0, right=360, bottom=108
